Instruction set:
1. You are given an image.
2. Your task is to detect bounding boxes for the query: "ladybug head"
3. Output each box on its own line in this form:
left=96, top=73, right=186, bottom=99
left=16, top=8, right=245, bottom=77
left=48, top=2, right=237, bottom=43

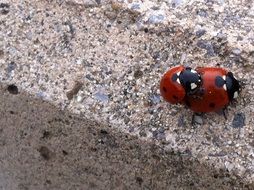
left=225, top=72, right=240, bottom=101
left=177, top=67, right=202, bottom=95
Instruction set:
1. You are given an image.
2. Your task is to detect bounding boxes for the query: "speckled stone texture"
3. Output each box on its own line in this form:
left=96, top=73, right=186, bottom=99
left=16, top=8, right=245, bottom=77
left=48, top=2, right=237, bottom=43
left=0, top=0, right=254, bottom=189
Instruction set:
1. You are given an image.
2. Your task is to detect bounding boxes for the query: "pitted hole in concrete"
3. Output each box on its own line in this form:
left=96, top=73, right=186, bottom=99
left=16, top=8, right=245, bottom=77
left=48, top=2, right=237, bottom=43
left=100, top=129, right=108, bottom=135
left=133, top=69, right=143, bottom=79
left=38, top=146, right=52, bottom=160
left=90, top=147, right=98, bottom=152
left=0, top=49, right=4, bottom=57
left=135, top=177, right=143, bottom=185
left=62, top=150, right=68, bottom=156
left=45, top=179, right=52, bottom=185
left=7, top=84, right=18, bottom=94
left=41, top=130, right=51, bottom=139
left=0, top=3, right=10, bottom=15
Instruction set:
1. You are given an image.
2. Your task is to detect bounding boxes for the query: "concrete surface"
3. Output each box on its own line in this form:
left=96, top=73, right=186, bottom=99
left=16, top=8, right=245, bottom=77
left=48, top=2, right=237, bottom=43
left=0, top=0, right=254, bottom=189
left=1, top=84, right=252, bottom=189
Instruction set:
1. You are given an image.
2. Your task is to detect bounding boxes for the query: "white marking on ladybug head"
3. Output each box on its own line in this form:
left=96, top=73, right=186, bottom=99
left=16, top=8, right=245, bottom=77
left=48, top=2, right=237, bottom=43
left=191, top=83, right=197, bottom=90
left=223, top=84, right=227, bottom=91
left=191, top=69, right=197, bottom=73
left=222, top=75, right=226, bottom=81
left=176, top=78, right=181, bottom=84
left=177, top=71, right=181, bottom=76
left=233, top=91, right=238, bottom=99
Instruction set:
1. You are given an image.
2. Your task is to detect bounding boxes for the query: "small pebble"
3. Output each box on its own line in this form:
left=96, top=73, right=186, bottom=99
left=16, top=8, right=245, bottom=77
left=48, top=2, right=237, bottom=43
left=177, top=115, right=185, bottom=127
left=231, top=48, right=241, bottom=55
left=192, top=114, right=203, bottom=125
left=195, top=29, right=206, bottom=38
left=197, top=40, right=215, bottom=56
left=232, top=113, right=245, bottom=128
left=7, top=61, right=16, bottom=73
left=152, top=129, right=165, bottom=140
left=148, top=14, right=165, bottom=24
left=66, top=81, right=83, bottom=100
left=94, top=92, right=109, bottom=102
left=36, top=91, right=47, bottom=99
left=171, top=0, right=184, bottom=7
left=149, top=94, right=161, bottom=105
left=130, top=3, right=140, bottom=11
left=196, top=9, right=208, bottom=17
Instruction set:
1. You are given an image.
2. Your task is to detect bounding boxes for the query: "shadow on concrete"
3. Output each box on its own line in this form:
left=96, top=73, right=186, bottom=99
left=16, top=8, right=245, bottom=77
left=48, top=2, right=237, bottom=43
left=0, top=83, right=252, bottom=190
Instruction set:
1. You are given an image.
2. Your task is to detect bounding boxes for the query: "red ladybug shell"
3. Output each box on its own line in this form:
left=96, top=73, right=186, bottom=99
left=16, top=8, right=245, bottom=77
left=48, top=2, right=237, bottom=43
left=185, top=67, right=229, bottom=113
left=160, top=66, right=186, bottom=104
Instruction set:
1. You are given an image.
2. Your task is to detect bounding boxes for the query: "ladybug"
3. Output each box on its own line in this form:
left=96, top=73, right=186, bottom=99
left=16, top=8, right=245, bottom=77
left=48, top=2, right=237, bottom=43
left=184, top=67, right=240, bottom=113
left=160, top=65, right=202, bottom=104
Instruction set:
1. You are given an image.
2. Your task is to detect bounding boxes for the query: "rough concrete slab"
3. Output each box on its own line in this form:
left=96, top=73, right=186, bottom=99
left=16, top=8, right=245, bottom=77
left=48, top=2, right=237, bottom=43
left=0, top=0, right=254, bottom=189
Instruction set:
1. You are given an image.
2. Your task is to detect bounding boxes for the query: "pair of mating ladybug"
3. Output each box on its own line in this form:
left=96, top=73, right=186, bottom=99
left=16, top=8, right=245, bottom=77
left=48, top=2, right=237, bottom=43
left=160, top=65, right=240, bottom=113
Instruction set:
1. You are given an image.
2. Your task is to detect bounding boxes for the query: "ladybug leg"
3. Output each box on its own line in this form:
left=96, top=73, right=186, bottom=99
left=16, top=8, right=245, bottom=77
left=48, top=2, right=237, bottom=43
left=216, top=108, right=228, bottom=120
left=238, top=80, right=246, bottom=92
left=222, top=107, right=228, bottom=120
left=191, top=112, right=204, bottom=126
left=215, top=63, right=221, bottom=67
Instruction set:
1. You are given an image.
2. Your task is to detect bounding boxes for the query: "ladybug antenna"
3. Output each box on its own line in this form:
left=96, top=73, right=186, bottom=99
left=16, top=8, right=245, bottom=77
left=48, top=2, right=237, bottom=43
left=238, top=80, right=246, bottom=92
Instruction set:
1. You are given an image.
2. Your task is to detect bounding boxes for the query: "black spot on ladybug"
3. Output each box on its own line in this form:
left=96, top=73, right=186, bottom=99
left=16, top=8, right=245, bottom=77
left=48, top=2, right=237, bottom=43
left=209, top=102, right=215, bottom=108
left=215, top=76, right=225, bottom=88
left=163, top=87, right=167, bottom=92
left=7, top=84, right=18, bottom=95
left=185, top=100, right=191, bottom=107
left=232, top=113, right=245, bottom=128
left=172, top=95, right=178, bottom=100
left=171, top=73, right=178, bottom=82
